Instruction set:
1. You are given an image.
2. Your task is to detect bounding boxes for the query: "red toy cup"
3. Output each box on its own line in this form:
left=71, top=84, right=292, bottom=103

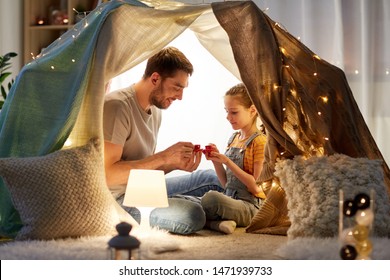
left=193, top=144, right=202, bottom=153
left=202, top=145, right=213, bottom=156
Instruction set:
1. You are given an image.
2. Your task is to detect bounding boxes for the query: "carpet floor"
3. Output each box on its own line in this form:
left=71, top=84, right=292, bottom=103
left=2, top=228, right=389, bottom=260
left=0, top=227, right=287, bottom=260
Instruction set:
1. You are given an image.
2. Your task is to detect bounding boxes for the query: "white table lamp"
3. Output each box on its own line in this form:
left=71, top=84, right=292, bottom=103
left=123, top=169, right=169, bottom=229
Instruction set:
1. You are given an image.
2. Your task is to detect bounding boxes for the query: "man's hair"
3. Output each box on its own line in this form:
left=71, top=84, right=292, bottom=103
left=143, top=47, right=194, bottom=79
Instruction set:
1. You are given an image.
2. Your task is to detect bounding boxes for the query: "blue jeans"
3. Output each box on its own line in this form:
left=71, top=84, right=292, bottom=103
left=116, top=169, right=223, bottom=234
left=165, top=169, right=223, bottom=197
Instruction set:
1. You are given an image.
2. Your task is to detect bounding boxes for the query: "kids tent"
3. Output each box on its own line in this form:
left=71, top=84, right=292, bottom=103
left=1, top=0, right=389, bottom=238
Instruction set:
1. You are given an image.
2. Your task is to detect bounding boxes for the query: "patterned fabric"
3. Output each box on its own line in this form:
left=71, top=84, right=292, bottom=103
left=0, top=139, right=129, bottom=240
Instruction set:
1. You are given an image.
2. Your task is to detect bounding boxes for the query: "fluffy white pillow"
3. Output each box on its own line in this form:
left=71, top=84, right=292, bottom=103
left=275, top=154, right=390, bottom=239
left=0, top=138, right=134, bottom=240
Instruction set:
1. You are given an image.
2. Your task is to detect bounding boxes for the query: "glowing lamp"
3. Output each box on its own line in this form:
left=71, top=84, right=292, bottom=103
left=123, top=169, right=169, bottom=229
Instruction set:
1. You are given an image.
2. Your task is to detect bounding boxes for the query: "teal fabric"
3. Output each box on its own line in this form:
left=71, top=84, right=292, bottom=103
left=0, top=0, right=146, bottom=238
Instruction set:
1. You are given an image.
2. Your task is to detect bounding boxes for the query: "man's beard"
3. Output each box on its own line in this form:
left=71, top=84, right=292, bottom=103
left=149, top=83, right=169, bottom=109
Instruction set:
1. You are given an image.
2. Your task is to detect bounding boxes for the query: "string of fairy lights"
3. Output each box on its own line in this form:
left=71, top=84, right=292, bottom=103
left=263, top=5, right=389, bottom=159
left=28, top=4, right=105, bottom=69
left=20, top=3, right=388, bottom=260
left=263, top=6, right=385, bottom=260
left=27, top=3, right=108, bottom=148
left=271, top=19, right=331, bottom=158
left=26, top=1, right=387, bottom=178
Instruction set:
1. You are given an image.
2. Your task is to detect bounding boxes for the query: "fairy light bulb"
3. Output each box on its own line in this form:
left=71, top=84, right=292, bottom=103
left=290, top=89, right=297, bottom=97
left=64, top=139, right=73, bottom=147
left=313, top=54, right=321, bottom=60
left=320, top=96, right=328, bottom=103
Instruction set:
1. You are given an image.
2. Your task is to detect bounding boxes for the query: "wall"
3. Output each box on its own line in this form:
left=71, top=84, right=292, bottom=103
left=0, top=0, right=23, bottom=75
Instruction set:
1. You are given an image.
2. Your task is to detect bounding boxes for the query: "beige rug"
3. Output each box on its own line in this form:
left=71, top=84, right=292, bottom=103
left=151, top=228, right=287, bottom=260
left=0, top=228, right=287, bottom=260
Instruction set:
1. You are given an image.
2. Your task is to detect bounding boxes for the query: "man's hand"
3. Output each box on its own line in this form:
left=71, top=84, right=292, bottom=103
left=161, top=142, right=202, bottom=172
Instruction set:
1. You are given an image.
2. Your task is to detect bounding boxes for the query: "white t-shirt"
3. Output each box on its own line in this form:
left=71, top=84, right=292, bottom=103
left=103, top=85, right=162, bottom=197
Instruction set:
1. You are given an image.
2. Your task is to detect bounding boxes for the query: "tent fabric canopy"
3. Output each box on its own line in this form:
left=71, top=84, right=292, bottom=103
left=0, top=0, right=389, bottom=237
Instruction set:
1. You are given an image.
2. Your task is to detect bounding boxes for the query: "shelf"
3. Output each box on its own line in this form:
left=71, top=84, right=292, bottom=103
left=28, top=25, right=72, bottom=30
left=24, top=0, right=97, bottom=64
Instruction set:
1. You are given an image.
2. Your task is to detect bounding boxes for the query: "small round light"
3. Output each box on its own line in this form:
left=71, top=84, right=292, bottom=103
left=343, top=199, right=357, bottom=217
left=354, top=193, right=370, bottom=210
left=340, top=228, right=356, bottom=244
left=352, top=224, right=369, bottom=242
left=356, top=239, right=373, bottom=257
left=355, top=209, right=374, bottom=226
left=340, top=245, right=357, bottom=260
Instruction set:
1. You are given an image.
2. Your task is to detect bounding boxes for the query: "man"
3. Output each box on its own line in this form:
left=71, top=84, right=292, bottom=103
left=103, top=47, right=223, bottom=234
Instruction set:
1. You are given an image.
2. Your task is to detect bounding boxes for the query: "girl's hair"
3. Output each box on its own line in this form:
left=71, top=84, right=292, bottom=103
left=225, top=83, right=253, bottom=108
left=226, top=83, right=266, bottom=134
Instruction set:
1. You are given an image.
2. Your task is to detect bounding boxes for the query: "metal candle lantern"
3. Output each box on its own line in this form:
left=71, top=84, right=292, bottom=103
left=108, top=222, right=140, bottom=260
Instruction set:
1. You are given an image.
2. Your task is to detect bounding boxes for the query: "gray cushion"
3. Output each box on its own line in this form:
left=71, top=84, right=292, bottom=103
left=0, top=138, right=126, bottom=240
left=275, top=154, right=390, bottom=239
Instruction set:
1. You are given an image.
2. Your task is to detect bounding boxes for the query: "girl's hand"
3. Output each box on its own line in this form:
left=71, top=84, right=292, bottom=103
left=207, top=152, right=229, bottom=164
left=203, top=144, right=228, bottom=164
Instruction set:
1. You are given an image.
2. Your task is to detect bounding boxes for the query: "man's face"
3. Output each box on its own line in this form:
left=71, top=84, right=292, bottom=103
left=149, top=70, right=189, bottom=109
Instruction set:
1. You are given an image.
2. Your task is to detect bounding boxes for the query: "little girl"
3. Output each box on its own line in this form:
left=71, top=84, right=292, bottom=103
left=202, top=83, right=267, bottom=234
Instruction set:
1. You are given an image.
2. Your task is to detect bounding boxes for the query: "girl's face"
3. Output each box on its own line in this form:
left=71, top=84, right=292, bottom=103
left=224, top=96, right=256, bottom=131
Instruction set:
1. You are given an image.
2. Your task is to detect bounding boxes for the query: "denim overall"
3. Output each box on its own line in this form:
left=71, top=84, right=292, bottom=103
left=223, top=132, right=262, bottom=209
